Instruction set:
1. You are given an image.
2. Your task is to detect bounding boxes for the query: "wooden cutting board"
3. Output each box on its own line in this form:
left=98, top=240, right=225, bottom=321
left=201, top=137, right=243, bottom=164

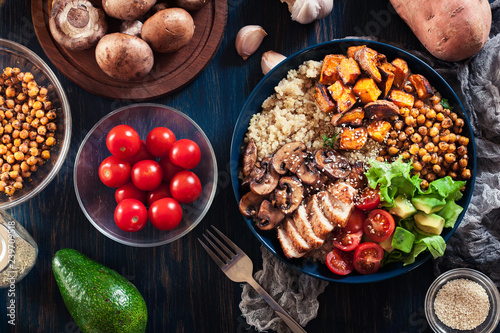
left=31, top=0, right=228, bottom=101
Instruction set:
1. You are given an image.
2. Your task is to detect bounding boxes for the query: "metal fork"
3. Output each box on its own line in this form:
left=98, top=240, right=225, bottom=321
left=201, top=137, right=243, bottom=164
left=198, top=226, right=307, bottom=333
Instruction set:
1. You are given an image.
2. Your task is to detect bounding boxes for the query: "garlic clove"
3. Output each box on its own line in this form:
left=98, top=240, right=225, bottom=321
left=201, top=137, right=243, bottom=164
left=235, top=25, right=267, bottom=60
left=261, top=51, right=287, bottom=75
left=286, top=0, right=334, bottom=24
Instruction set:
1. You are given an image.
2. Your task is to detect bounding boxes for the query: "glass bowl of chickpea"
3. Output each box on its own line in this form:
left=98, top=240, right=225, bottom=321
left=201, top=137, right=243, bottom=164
left=0, top=38, right=71, bottom=209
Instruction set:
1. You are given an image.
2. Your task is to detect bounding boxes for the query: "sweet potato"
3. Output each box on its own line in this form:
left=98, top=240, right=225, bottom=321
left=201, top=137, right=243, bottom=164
left=378, top=62, right=396, bottom=98
left=389, top=0, right=491, bottom=61
left=327, top=81, right=357, bottom=113
left=319, top=54, right=346, bottom=85
left=355, top=47, right=382, bottom=83
left=339, top=127, right=367, bottom=150
left=388, top=89, right=415, bottom=108
left=409, top=74, right=433, bottom=99
left=366, top=120, right=392, bottom=143
left=353, top=77, right=381, bottom=104
left=391, top=58, right=410, bottom=89
left=347, top=45, right=365, bottom=59
left=338, top=58, right=361, bottom=86
left=314, top=84, right=336, bottom=113
left=364, top=100, right=399, bottom=120
left=332, top=108, right=365, bottom=127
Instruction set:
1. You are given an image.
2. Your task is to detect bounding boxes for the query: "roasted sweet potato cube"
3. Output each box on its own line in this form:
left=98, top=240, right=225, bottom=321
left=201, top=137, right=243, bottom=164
left=388, top=89, right=415, bottom=108
left=355, top=47, right=382, bottom=83
left=319, top=54, right=346, bottom=85
left=333, top=108, right=365, bottom=127
left=364, top=100, right=399, bottom=120
left=339, top=127, right=367, bottom=150
left=337, top=88, right=357, bottom=114
left=367, top=120, right=392, bottom=143
left=378, top=62, right=396, bottom=98
left=338, top=58, right=361, bottom=86
left=328, top=80, right=345, bottom=101
left=391, top=58, right=410, bottom=89
left=409, top=74, right=433, bottom=99
left=314, top=84, right=336, bottom=113
left=353, top=77, right=381, bottom=104
left=347, top=45, right=365, bottom=59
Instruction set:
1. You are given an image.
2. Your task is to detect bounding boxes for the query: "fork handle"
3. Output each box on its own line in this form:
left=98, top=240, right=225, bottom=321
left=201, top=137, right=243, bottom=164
left=246, top=277, right=307, bottom=333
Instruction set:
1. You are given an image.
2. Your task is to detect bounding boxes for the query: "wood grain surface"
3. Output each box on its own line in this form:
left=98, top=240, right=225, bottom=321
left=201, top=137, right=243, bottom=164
left=31, top=0, right=228, bottom=100
left=1, top=0, right=491, bottom=332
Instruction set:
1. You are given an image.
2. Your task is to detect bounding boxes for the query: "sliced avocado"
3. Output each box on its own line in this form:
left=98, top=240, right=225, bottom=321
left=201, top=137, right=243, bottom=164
left=379, top=234, right=395, bottom=253
left=437, top=200, right=463, bottom=228
left=411, top=195, right=446, bottom=214
left=414, top=212, right=445, bottom=235
left=389, top=195, right=417, bottom=219
left=52, top=249, right=148, bottom=333
left=391, top=226, right=415, bottom=253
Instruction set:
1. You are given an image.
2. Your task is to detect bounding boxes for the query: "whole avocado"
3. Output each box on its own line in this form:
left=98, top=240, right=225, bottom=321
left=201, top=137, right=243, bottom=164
left=52, top=249, right=148, bottom=333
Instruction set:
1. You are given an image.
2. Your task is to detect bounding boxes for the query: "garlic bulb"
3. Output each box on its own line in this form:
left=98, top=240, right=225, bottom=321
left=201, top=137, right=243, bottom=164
left=261, top=51, right=287, bottom=75
left=235, top=25, right=267, bottom=60
left=281, top=0, right=334, bottom=24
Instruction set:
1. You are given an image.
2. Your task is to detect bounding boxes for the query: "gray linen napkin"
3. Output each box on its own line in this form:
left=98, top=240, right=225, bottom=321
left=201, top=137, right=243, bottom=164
left=240, top=2, right=500, bottom=331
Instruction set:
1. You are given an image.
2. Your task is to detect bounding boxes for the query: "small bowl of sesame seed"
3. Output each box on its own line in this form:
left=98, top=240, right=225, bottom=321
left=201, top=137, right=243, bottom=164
left=425, top=268, right=500, bottom=333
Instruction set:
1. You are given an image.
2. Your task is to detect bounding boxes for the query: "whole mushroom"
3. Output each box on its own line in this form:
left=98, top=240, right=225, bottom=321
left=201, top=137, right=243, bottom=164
left=49, top=0, right=107, bottom=51
left=95, top=33, right=154, bottom=81
left=102, top=0, right=156, bottom=20
left=175, top=0, right=211, bottom=11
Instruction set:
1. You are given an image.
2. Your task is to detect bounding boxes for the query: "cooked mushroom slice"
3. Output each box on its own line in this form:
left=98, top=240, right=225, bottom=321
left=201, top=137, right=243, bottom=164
left=271, top=142, right=307, bottom=175
left=250, top=158, right=280, bottom=196
left=49, top=0, right=107, bottom=51
left=274, top=176, right=304, bottom=215
left=315, top=148, right=352, bottom=179
left=296, top=159, right=327, bottom=189
left=239, top=192, right=265, bottom=218
left=242, top=140, right=258, bottom=177
left=345, top=161, right=367, bottom=189
left=256, top=200, right=285, bottom=230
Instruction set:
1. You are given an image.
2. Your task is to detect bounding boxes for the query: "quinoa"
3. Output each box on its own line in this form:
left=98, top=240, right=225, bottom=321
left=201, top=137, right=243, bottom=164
left=433, top=278, right=490, bottom=330
left=244, top=60, right=381, bottom=163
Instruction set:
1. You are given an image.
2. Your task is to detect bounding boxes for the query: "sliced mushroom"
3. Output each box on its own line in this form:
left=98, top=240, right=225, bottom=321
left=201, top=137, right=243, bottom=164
left=315, top=148, right=352, bottom=179
left=256, top=200, right=285, bottom=230
left=271, top=141, right=307, bottom=175
left=242, top=140, right=258, bottom=177
left=274, top=176, right=304, bottom=214
left=241, top=161, right=263, bottom=188
left=49, top=0, right=107, bottom=51
left=295, top=158, right=327, bottom=189
left=345, top=161, right=367, bottom=189
left=239, top=192, right=265, bottom=218
left=250, top=158, right=280, bottom=196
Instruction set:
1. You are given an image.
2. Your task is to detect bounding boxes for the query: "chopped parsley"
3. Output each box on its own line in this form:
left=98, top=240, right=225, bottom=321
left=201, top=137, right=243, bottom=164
left=322, top=133, right=338, bottom=148
left=441, top=98, right=454, bottom=110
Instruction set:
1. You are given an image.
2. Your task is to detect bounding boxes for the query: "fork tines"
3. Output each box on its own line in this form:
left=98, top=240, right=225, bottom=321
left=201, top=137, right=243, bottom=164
left=198, top=226, right=241, bottom=268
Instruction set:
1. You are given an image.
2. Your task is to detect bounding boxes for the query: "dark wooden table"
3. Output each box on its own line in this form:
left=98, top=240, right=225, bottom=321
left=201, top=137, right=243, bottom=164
left=0, top=1, right=485, bottom=332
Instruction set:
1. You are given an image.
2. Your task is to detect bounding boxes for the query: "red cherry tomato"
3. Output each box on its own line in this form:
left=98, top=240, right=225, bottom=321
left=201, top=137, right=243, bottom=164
left=131, top=160, right=163, bottom=191
left=146, top=127, right=176, bottom=158
left=344, top=208, right=366, bottom=234
left=332, top=229, right=363, bottom=252
left=158, top=156, right=185, bottom=182
left=147, top=182, right=171, bottom=206
left=169, top=139, right=201, bottom=169
left=353, top=242, right=384, bottom=275
left=170, top=171, right=202, bottom=204
left=148, top=198, right=183, bottom=231
left=106, top=125, right=141, bottom=159
left=326, top=248, right=354, bottom=276
left=126, top=140, right=155, bottom=166
left=115, top=182, right=147, bottom=204
left=363, top=209, right=395, bottom=243
left=355, top=187, right=381, bottom=211
left=114, top=198, right=148, bottom=232
left=98, top=156, right=131, bottom=188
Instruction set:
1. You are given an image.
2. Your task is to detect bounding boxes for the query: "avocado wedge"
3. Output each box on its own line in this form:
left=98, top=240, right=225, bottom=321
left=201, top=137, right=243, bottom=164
left=52, top=249, right=148, bottom=333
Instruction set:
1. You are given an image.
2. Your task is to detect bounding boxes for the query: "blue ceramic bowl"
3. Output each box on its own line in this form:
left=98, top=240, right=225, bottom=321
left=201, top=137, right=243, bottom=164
left=230, top=39, right=477, bottom=283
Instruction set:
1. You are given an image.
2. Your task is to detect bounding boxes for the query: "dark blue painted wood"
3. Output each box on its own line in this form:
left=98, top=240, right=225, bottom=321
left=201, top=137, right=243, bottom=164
left=1, top=0, right=486, bottom=332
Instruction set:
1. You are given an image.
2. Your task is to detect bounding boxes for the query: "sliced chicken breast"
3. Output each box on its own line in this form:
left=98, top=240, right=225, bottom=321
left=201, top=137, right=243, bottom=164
left=293, top=205, right=324, bottom=248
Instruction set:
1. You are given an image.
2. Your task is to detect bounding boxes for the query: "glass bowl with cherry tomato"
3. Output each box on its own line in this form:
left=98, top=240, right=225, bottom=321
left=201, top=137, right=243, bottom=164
left=74, top=104, right=217, bottom=247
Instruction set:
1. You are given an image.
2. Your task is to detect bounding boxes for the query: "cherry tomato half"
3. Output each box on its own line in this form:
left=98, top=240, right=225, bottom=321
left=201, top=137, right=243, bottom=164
left=115, top=182, right=147, bottom=204
left=158, top=156, right=185, bottom=182
left=332, top=229, right=363, bottom=252
left=126, top=140, right=155, bottom=166
left=363, top=209, right=395, bottom=243
left=326, top=248, right=354, bottom=276
left=146, top=182, right=171, bottom=207
left=344, top=208, right=366, bottom=234
left=169, top=139, right=201, bottom=169
left=148, top=198, right=183, bottom=231
left=131, top=160, right=163, bottom=191
left=170, top=170, right=202, bottom=204
left=355, top=187, right=381, bottom=211
left=146, top=127, right=176, bottom=158
left=353, top=242, right=384, bottom=275
left=106, top=125, right=141, bottom=159
left=114, top=198, right=148, bottom=232
left=98, top=156, right=131, bottom=188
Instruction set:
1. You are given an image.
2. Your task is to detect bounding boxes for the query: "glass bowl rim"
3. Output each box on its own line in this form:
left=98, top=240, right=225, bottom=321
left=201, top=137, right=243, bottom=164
left=73, top=103, right=218, bottom=247
left=0, top=38, right=72, bottom=210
